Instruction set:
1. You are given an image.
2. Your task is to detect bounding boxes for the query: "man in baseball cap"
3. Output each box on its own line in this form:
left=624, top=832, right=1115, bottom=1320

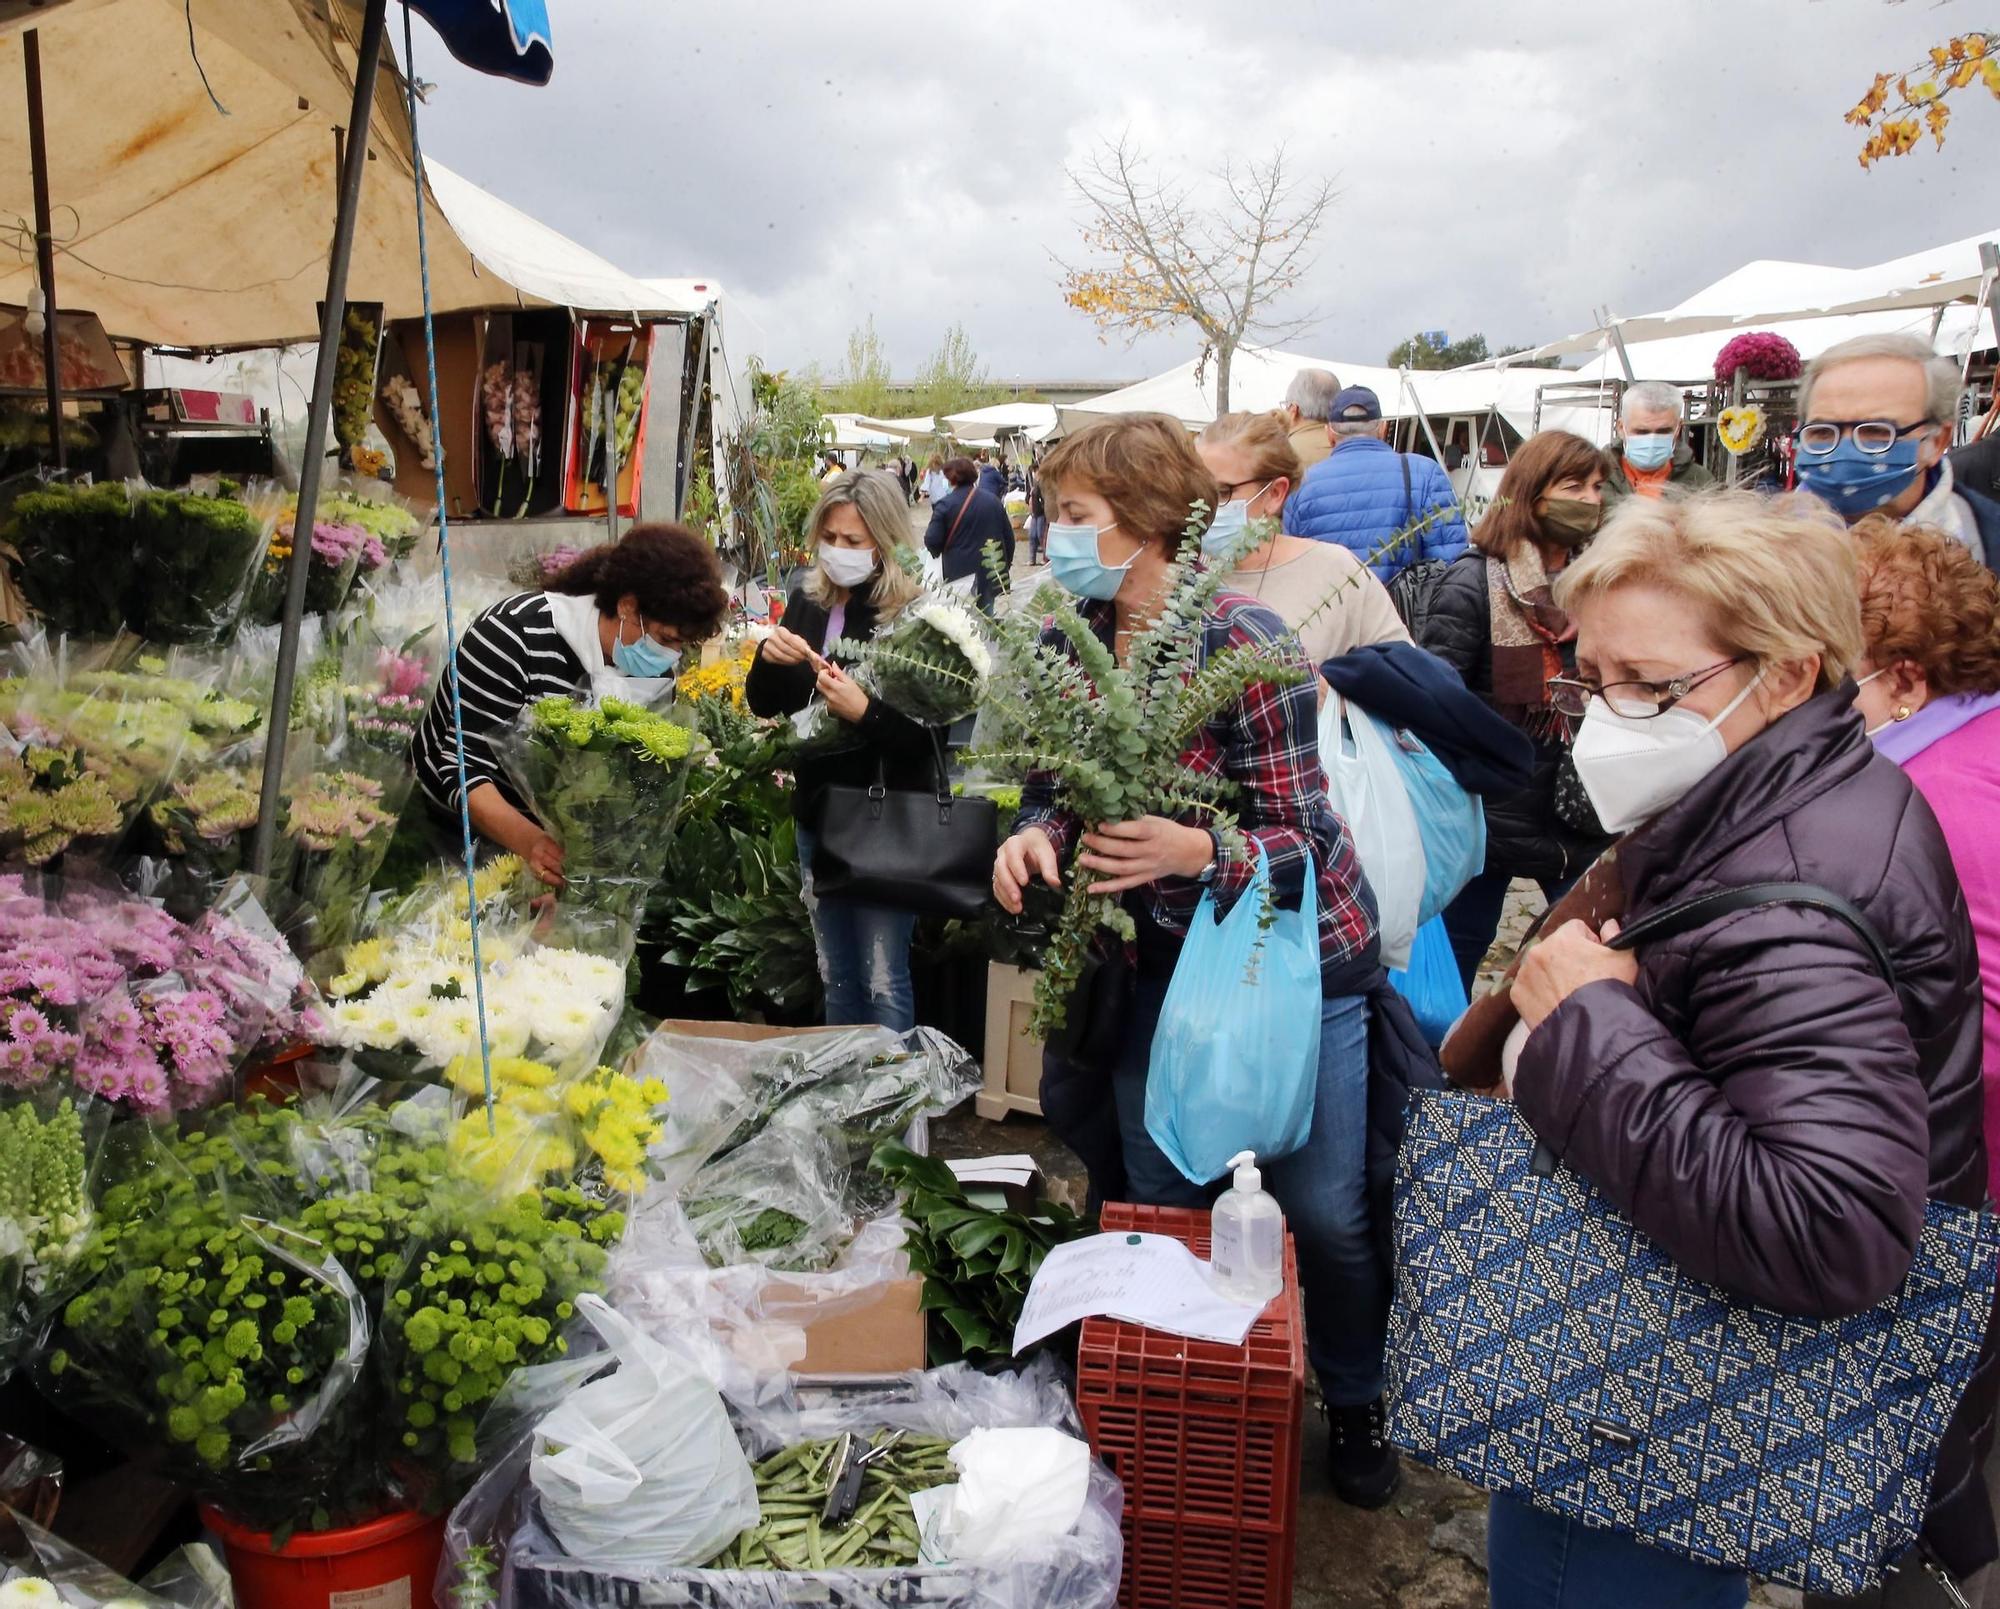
left=1284, top=385, right=1469, bottom=582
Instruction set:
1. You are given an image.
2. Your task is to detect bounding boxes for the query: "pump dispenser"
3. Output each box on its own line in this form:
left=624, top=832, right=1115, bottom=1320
left=1209, top=1150, right=1284, bottom=1304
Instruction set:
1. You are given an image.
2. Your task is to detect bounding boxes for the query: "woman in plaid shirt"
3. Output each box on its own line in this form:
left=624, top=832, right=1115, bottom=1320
left=991, top=413, right=1397, bottom=1510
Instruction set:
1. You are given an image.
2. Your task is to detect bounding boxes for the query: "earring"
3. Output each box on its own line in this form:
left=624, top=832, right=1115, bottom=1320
left=1894, top=706, right=1912, bottom=722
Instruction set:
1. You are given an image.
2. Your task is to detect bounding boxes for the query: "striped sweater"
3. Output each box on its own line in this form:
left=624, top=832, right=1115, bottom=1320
left=411, top=592, right=588, bottom=815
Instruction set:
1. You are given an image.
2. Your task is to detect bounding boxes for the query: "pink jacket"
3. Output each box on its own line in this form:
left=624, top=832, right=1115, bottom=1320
left=1895, top=701, right=2000, bottom=1204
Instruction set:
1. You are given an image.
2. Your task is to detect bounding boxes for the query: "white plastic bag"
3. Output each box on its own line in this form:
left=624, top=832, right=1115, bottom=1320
left=1320, top=692, right=1424, bottom=967
left=933, top=1426, right=1093, bottom=1565
left=529, top=1294, right=759, bottom=1569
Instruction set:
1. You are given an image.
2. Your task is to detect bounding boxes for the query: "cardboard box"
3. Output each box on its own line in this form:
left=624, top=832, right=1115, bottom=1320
left=977, top=962, right=1044, bottom=1120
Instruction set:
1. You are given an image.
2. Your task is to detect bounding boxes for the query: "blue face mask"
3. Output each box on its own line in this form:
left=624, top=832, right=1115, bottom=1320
left=1047, top=522, right=1135, bottom=601
left=612, top=617, right=681, bottom=677
left=1621, top=433, right=1675, bottom=472
left=1795, top=433, right=1926, bottom=520
left=1199, top=484, right=1272, bottom=560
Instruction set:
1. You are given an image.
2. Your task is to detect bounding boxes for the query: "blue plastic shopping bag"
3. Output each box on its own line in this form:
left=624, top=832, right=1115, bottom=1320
left=1383, top=728, right=1485, bottom=927
left=1145, top=848, right=1321, bottom=1184
left=1387, top=914, right=1468, bottom=1048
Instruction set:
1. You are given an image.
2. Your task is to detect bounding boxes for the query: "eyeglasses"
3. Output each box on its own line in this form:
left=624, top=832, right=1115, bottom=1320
left=1547, top=656, right=1745, bottom=720
left=1796, top=418, right=1933, bottom=457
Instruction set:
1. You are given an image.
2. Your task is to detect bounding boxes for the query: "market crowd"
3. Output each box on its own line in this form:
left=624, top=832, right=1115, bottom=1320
left=421, top=330, right=2000, bottom=1609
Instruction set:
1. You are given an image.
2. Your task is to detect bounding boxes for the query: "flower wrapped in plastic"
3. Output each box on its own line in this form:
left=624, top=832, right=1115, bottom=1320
left=502, top=695, right=704, bottom=925
left=0, top=640, right=218, bottom=866
left=283, top=761, right=410, bottom=955
left=0, top=1089, right=106, bottom=1387
left=316, top=909, right=625, bottom=1085
left=38, top=1103, right=378, bottom=1530
left=126, top=487, right=275, bottom=646
left=830, top=591, right=993, bottom=727
left=1, top=480, right=134, bottom=640
left=442, top=1056, right=667, bottom=1197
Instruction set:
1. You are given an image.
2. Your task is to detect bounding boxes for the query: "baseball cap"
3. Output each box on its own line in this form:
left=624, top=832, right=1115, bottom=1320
left=1331, top=386, right=1382, bottom=422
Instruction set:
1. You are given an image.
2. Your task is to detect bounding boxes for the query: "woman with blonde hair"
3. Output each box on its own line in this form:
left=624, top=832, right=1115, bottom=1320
left=747, top=470, right=930, bottom=1028
left=1476, top=490, right=1993, bottom=1607
left=1195, top=411, right=1408, bottom=664
left=1853, top=514, right=2000, bottom=1203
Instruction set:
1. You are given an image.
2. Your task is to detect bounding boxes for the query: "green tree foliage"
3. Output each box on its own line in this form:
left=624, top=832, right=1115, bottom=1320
left=914, top=323, right=1005, bottom=422
left=1386, top=333, right=1559, bottom=371
left=829, top=317, right=893, bottom=418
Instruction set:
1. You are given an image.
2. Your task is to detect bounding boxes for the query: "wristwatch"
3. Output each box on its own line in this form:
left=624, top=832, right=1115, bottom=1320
left=1195, top=830, right=1220, bottom=885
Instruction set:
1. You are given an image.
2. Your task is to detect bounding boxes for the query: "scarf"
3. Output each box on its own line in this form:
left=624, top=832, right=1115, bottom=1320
left=1873, top=687, right=2000, bottom=767
left=1485, top=547, right=1573, bottom=737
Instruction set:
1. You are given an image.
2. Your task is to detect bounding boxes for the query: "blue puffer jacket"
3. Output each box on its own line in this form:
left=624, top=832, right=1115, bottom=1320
left=1283, top=437, right=1470, bottom=580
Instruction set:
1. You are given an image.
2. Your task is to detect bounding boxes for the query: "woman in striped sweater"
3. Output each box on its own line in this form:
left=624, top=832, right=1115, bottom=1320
left=410, top=524, right=727, bottom=885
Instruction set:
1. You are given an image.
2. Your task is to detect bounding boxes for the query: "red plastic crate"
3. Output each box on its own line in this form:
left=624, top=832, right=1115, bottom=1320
left=1077, top=1203, right=1305, bottom=1609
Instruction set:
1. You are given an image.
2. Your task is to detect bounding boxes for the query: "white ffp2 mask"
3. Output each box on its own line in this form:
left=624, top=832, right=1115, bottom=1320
left=819, top=544, right=879, bottom=589
left=1569, top=669, right=1765, bottom=833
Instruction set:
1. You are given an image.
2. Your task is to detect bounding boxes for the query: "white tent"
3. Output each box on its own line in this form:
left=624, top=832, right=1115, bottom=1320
left=942, top=402, right=1058, bottom=442
left=1524, top=227, right=2000, bottom=363
left=823, top=413, right=894, bottom=451
left=423, top=161, right=712, bottom=317
left=850, top=413, right=937, bottom=440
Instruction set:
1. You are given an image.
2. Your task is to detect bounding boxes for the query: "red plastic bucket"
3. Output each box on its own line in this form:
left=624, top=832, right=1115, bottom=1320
left=201, top=1503, right=446, bottom=1609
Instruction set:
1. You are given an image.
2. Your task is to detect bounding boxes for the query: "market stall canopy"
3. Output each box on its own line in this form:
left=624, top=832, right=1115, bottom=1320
left=851, top=413, right=936, bottom=440
left=824, top=414, right=894, bottom=450
left=1567, top=302, right=1993, bottom=385
left=1059, top=345, right=1553, bottom=437
left=403, top=0, right=552, bottom=85
left=424, top=159, right=712, bottom=316
left=942, top=402, right=1059, bottom=442
left=1520, top=226, right=2000, bottom=362
left=0, top=0, right=666, bottom=348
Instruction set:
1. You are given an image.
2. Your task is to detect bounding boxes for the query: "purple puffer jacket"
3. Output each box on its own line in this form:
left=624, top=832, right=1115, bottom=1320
left=1516, top=682, right=1997, bottom=1577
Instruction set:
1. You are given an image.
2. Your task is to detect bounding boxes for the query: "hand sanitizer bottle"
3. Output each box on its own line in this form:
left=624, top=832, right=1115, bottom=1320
left=1209, top=1150, right=1284, bottom=1305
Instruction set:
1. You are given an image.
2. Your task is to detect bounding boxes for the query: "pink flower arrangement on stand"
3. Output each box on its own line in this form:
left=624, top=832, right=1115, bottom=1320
left=1712, top=331, right=1804, bottom=383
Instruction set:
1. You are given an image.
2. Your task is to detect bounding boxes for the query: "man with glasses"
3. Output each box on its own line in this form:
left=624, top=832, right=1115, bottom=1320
left=1601, top=380, right=1714, bottom=506
left=1794, top=332, right=1998, bottom=568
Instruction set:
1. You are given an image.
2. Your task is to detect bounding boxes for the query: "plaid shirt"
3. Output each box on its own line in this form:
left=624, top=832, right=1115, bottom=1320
left=1015, top=594, right=1380, bottom=986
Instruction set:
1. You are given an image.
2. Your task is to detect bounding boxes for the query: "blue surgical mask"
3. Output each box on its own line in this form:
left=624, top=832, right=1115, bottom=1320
left=612, top=616, right=681, bottom=677
left=1200, top=484, right=1271, bottom=559
left=1795, top=433, right=1926, bottom=519
left=1622, top=434, right=1675, bottom=472
left=1047, top=521, right=1134, bottom=601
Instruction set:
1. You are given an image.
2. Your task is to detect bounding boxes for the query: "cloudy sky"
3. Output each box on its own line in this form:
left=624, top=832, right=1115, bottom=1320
left=406, top=1, right=1995, bottom=387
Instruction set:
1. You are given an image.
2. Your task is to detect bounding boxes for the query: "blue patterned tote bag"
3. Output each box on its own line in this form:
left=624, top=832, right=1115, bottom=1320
left=1386, top=1088, right=2000, bottom=1596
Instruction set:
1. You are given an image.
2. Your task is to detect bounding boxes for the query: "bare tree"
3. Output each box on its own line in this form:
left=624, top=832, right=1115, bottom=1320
left=1060, top=134, right=1337, bottom=412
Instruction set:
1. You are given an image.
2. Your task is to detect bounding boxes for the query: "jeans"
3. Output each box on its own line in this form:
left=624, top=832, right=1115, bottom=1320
left=1027, top=515, right=1048, bottom=564
left=793, top=822, right=916, bottom=1031
left=1441, top=867, right=1580, bottom=994
left=1110, top=975, right=1382, bottom=1404
left=1487, top=1496, right=1748, bottom=1609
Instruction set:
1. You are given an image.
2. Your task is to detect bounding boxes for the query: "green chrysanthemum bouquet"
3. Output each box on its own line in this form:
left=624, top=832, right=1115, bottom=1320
left=504, top=695, right=706, bottom=926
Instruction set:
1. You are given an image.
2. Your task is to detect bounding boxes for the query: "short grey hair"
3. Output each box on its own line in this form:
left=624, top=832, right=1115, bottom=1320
left=1620, top=380, right=1684, bottom=423
left=1330, top=419, right=1382, bottom=441
left=1798, top=333, right=1962, bottom=425
left=1284, top=368, right=1343, bottom=422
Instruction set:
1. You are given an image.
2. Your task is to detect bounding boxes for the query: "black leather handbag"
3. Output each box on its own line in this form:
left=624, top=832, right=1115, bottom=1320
left=809, top=728, right=997, bottom=920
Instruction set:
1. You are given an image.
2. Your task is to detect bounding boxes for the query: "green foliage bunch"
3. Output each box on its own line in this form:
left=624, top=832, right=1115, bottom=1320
left=871, top=1139, right=1090, bottom=1365
left=650, top=698, right=819, bottom=1020
left=967, top=514, right=1306, bottom=1033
